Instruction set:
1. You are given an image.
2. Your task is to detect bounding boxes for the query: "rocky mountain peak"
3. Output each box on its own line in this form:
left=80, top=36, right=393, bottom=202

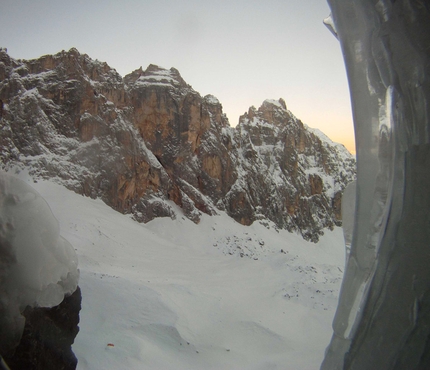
left=261, top=98, right=287, bottom=111
left=203, top=94, right=220, bottom=106
left=0, top=48, right=355, bottom=241
left=124, top=64, right=189, bottom=90
left=239, top=98, right=292, bottom=128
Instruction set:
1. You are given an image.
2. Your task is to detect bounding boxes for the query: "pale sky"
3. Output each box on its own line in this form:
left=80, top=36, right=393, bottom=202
left=0, top=0, right=355, bottom=153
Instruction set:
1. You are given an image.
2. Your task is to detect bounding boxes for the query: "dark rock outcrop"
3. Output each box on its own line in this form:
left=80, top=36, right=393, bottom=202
left=0, top=47, right=356, bottom=241
left=3, top=287, right=81, bottom=370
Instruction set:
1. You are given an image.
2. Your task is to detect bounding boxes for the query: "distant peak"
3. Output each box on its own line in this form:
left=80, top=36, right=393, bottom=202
left=279, top=98, right=287, bottom=110
left=125, top=64, right=188, bottom=88
left=204, top=94, right=220, bottom=105
left=145, top=64, right=166, bottom=73
left=144, top=64, right=182, bottom=81
left=261, top=98, right=287, bottom=111
left=67, top=47, right=81, bottom=56
left=238, top=98, right=293, bottom=128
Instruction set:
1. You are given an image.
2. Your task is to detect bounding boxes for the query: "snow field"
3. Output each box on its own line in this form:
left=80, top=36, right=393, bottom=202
left=28, top=178, right=345, bottom=370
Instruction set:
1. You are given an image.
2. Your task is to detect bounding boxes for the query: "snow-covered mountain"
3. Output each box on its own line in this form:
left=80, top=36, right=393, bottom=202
left=0, top=47, right=355, bottom=241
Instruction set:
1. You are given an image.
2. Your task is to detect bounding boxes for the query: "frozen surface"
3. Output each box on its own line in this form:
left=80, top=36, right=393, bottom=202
left=0, top=171, right=79, bottom=354
left=19, top=176, right=345, bottom=370
left=322, top=1, right=430, bottom=369
left=340, top=180, right=355, bottom=265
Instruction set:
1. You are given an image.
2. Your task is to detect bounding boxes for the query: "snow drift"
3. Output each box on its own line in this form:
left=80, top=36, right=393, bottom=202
left=19, top=176, right=344, bottom=370
left=0, top=170, right=79, bottom=355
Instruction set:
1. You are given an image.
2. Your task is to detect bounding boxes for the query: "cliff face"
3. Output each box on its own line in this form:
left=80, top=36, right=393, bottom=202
left=0, top=47, right=355, bottom=241
left=226, top=99, right=355, bottom=240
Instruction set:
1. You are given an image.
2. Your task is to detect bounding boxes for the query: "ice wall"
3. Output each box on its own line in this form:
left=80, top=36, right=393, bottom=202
left=0, top=171, right=79, bottom=356
left=321, top=1, right=430, bottom=369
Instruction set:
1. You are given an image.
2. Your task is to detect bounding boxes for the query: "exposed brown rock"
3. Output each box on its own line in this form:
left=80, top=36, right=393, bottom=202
left=0, top=48, right=356, bottom=241
left=332, top=190, right=343, bottom=221
left=309, top=174, right=324, bottom=195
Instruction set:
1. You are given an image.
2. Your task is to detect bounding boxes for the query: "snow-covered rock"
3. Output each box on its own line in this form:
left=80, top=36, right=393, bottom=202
left=225, top=99, right=356, bottom=241
left=0, top=48, right=355, bottom=241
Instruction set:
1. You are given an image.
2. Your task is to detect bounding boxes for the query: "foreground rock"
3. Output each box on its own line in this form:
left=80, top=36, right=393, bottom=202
left=321, top=1, right=430, bottom=369
left=3, top=287, right=81, bottom=370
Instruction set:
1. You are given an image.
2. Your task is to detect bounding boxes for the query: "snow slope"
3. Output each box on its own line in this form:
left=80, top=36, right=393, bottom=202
left=23, top=175, right=345, bottom=370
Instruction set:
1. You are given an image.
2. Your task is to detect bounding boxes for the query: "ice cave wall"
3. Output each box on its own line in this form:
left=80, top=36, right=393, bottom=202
left=321, top=1, right=430, bottom=369
left=0, top=171, right=79, bottom=357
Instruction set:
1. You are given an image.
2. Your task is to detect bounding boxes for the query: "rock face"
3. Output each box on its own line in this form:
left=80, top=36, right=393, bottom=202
left=0, top=47, right=355, bottom=241
left=229, top=100, right=355, bottom=240
left=3, top=287, right=81, bottom=370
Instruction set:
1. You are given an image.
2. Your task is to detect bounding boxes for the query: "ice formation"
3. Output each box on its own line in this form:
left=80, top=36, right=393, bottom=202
left=340, top=180, right=355, bottom=266
left=0, top=171, right=79, bottom=355
left=322, top=1, right=430, bottom=369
